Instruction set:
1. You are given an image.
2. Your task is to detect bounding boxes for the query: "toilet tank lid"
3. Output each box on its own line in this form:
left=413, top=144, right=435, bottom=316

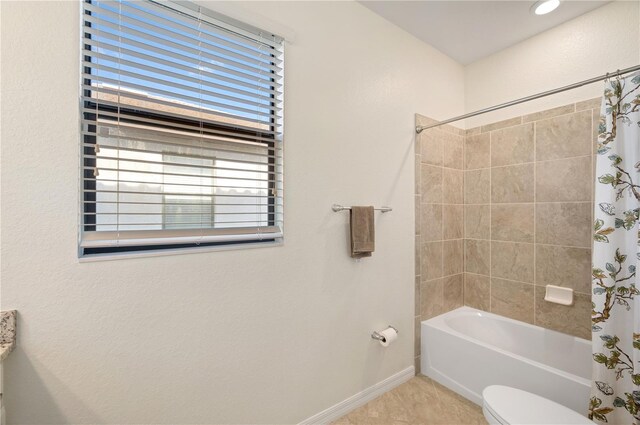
left=482, top=385, right=593, bottom=425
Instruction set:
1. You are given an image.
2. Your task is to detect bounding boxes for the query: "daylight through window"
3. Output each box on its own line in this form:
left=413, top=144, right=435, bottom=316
left=80, top=0, right=284, bottom=255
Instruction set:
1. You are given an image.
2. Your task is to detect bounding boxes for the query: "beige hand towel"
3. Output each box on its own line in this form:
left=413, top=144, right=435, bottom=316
left=350, top=206, right=375, bottom=258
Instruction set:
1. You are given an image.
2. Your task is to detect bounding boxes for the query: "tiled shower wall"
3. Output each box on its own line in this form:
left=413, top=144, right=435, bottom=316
left=462, top=98, right=599, bottom=340
left=415, top=98, right=600, bottom=372
left=414, top=116, right=465, bottom=374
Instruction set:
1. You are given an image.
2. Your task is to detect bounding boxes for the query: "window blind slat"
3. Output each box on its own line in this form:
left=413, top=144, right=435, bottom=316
left=85, top=188, right=279, bottom=199
left=155, top=0, right=283, bottom=48
left=81, top=0, right=284, bottom=254
left=83, top=142, right=282, bottom=164
left=85, top=40, right=278, bottom=102
left=83, top=60, right=280, bottom=115
left=82, top=108, right=281, bottom=142
left=84, top=47, right=279, bottom=102
left=82, top=70, right=278, bottom=122
left=83, top=166, right=283, bottom=184
left=84, top=3, right=282, bottom=74
left=80, top=228, right=283, bottom=249
left=85, top=130, right=279, bottom=161
left=82, top=91, right=281, bottom=135
left=82, top=27, right=282, bottom=90
left=83, top=176, right=279, bottom=191
left=118, top=1, right=281, bottom=63
left=85, top=147, right=278, bottom=169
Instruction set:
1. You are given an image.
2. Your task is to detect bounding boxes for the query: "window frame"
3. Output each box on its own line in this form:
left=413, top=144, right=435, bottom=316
left=79, top=0, right=283, bottom=258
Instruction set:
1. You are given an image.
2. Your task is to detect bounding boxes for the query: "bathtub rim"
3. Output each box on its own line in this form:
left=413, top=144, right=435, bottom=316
left=420, top=306, right=591, bottom=388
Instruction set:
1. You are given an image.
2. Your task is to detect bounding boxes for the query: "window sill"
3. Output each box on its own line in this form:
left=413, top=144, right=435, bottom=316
left=78, top=238, right=283, bottom=263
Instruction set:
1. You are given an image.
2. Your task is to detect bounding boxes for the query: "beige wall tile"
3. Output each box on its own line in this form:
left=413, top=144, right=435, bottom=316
left=417, top=104, right=594, bottom=337
left=464, top=205, right=490, bottom=240
left=481, top=116, right=522, bottom=133
left=421, top=204, right=443, bottom=242
left=415, top=235, right=421, bottom=276
left=443, top=168, right=463, bottom=204
left=443, top=204, right=463, bottom=240
left=536, top=110, right=592, bottom=161
left=491, top=278, right=534, bottom=324
left=535, top=202, right=592, bottom=247
left=464, top=169, right=490, bottom=204
left=491, top=204, right=534, bottom=243
left=443, top=274, right=463, bottom=311
left=592, top=109, right=600, bottom=151
left=491, top=163, right=534, bottom=203
left=535, top=245, right=591, bottom=293
left=415, top=277, right=421, bottom=317
left=415, top=195, right=421, bottom=236
left=464, top=273, right=490, bottom=311
left=415, top=316, right=421, bottom=357
left=491, top=241, right=534, bottom=283
left=534, top=286, right=591, bottom=339
left=522, top=104, right=575, bottom=123
left=421, top=279, right=443, bottom=320
left=421, top=164, right=442, bottom=204
left=443, top=132, right=464, bottom=169
left=430, top=103, right=596, bottom=337
left=490, top=123, right=534, bottom=166
left=464, top=133, right=490, bottom=170
left=443, top=240, right=463, bottom=276
left=464, top=239, right=490, bottom=275
left=536, top=156, right=592, bottom=202
left=416, top=114, right=438, bottom=127
left=420, top=129, right=443, bottom=166
left=415, top=154, right=421, bottom=194
left=466, top=127, right=481, bottom=136
left=421, top=242, right=443, bottom=281
left=575, top=97, right=601, bottom=112
left=441, top=123, right=465, bottom=136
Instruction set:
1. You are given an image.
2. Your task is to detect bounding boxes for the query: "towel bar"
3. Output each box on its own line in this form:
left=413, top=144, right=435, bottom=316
left=332, top=204, right=392, bottom=213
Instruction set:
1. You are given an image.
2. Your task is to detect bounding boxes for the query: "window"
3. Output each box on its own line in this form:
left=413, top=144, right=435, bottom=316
left=80, top=0, right=284, bottom=256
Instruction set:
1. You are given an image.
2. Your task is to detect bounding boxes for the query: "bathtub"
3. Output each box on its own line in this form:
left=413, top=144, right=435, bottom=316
left=421, top=306, right=591, bottom=415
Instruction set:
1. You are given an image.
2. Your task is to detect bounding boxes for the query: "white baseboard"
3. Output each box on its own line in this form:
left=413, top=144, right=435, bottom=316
left=298, top=366, right=415, bottom=425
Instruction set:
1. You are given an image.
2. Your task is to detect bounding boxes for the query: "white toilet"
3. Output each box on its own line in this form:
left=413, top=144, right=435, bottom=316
left=482, top=386, right=594, bottom=425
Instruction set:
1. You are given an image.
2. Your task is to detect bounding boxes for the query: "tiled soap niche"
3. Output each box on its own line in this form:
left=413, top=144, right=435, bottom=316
left=415, top=98, right=600, bottom=373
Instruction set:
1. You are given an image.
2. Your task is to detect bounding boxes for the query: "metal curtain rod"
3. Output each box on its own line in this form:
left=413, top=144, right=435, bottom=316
left=415, top=64, right=640, bottom=133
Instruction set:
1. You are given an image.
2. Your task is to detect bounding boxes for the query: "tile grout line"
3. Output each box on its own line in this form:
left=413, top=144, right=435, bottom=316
left=440, top=135, right=444, bottom=317
left=462, top=126, right=466, bottom=309
left=465, top=97, right=598, bottom=135
left=463, top=271, right=592, bottom=296
left=423, top=272, right=468, bottom=281
left=462, top=237, right=592, bottom=250
left=461, top=151, right=594, bottom=173
left=488, top=128, right=492, bottom=312
left=474, top=101, right=596, bottom=135
left=533, top=110, right=538, bottom=326
left=456, top=201, right=593, bottom=206
left=415, top=121, right=421, bottom=368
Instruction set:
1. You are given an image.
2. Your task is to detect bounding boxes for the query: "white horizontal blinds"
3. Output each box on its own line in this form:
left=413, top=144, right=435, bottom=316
left=81, top=0, right=284, bottom=250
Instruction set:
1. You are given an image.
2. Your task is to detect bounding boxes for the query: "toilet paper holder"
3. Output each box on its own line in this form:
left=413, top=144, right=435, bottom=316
left=371, top=325, right=398, bottom=342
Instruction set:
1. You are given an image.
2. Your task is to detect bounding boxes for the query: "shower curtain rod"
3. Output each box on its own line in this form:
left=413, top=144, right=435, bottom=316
left=415, top=64, right=640, bottom=133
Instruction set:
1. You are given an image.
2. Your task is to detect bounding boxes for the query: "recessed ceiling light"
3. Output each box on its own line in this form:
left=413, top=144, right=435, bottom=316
left=531, top=0, right=560, bottom=15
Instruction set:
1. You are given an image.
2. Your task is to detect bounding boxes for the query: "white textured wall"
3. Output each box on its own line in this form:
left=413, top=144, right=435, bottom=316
left=464, top=1, right=640, bottom=128
left=0, top=1, right=464, bottom=423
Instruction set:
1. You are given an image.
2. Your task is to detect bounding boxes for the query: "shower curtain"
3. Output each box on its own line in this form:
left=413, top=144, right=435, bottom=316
left=590, top=73, right=640, bottom=425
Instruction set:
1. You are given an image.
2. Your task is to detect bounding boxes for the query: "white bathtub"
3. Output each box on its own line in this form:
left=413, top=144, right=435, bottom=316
left=421, top=306, right=591, bottom=415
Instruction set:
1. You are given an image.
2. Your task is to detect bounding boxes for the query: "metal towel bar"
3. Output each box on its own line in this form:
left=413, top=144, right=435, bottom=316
left=332, top=204, right=392, bottom=213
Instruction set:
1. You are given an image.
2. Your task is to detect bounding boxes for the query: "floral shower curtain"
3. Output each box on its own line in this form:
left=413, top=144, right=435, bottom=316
left=590, top=73, right=640, bottom=425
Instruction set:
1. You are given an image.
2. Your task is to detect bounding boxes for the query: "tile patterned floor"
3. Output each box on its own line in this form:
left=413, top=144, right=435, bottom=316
left=333, top=376, right=487, bottom=425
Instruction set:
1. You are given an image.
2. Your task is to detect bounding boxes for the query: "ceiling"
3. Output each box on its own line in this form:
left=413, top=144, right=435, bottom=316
left=359, top=1, right=610, bottom=65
